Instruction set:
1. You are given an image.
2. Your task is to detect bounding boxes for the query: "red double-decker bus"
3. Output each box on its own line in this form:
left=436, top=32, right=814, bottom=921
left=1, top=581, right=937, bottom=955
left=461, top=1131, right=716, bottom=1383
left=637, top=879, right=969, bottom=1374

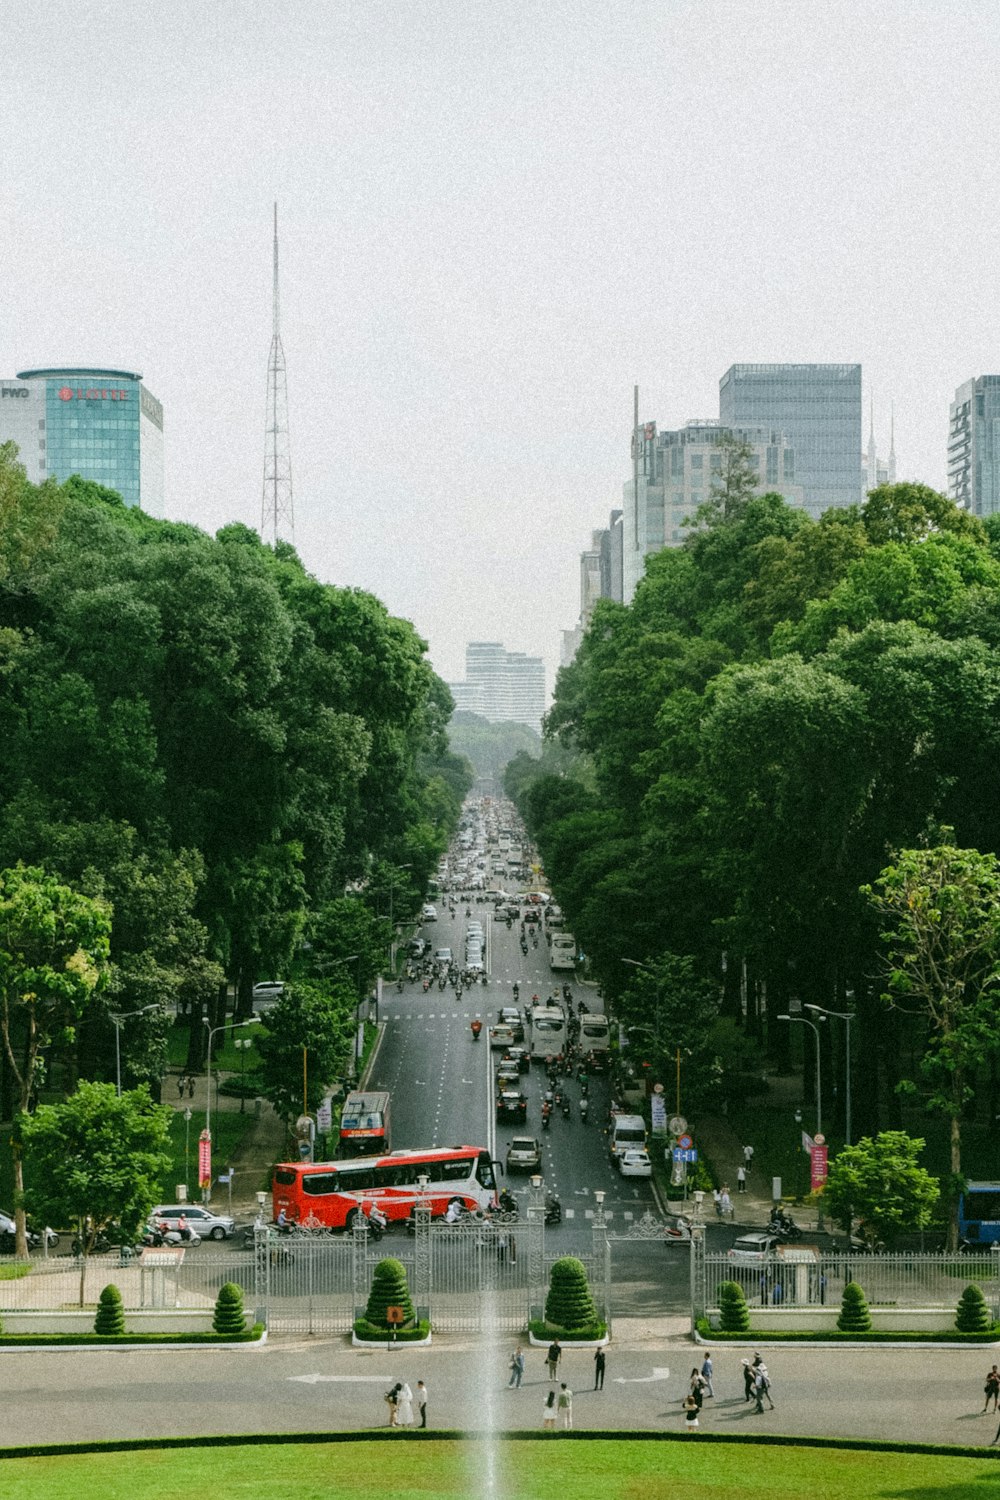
left=272, top=1145, right=497, bottom=1229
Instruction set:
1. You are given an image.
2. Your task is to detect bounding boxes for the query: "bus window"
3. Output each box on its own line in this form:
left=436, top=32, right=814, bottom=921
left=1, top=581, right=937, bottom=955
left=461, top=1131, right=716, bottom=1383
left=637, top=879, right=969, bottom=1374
left=477, top=1152, right=496, bottom=1190
left=274, top=1169, right=298, bottom=1187
left=441, top=1158, right=474, bottom=1182
left=303, top=1171, right=339, bottom=1196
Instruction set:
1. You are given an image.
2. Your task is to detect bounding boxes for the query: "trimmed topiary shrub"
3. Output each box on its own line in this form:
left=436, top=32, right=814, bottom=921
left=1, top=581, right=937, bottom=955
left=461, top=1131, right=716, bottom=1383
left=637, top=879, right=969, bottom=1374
left=212, top=1282, right=248, bottom=1336
left=363, top=1257, right=416, bottom=1328
left=956, top=1283, right=992, bottom=1333
left=718, top=1280, right=751, bottom=1333
left=837, top=1280, right=872, bottom=1333
left=94, top=1284, right=125, bottom=1336
left=544, top=1256, right=599, bottom=1332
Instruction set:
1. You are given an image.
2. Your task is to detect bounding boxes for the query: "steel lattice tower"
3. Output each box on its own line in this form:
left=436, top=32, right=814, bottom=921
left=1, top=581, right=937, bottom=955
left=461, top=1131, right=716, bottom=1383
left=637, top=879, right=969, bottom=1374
left=261, top=202, right=294, bottom=545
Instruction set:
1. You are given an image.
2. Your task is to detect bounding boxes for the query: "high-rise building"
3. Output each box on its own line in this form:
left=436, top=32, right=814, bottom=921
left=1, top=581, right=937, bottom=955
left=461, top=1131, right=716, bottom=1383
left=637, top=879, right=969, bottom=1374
left=622, top=419, right=804, bottom=602
left=948, top=376, right=1000, bottom=518
left=0, top=367, right=164, bottom=514
left=451, top=642, right=546, bottom=733
left=719, top=363, right=862, bottom=515
left=863, top=397, right=897, bottom=495
left=600, top=509, right=623, bottom=604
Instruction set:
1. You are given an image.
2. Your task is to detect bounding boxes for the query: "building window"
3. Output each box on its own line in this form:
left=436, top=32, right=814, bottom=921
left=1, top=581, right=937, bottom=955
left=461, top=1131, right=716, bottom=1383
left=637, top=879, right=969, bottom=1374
left=690, top=453, right=703, bottom=469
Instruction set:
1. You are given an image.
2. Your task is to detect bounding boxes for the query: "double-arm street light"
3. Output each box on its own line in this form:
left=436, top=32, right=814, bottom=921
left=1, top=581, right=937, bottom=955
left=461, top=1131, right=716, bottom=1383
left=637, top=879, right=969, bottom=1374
left=777, top=1012, right=823, bottom=1136
left=108, top=1004, right=160, bottom=1097
left=202, top=1015, right=261, bottom=1201
left=806, top=1002, right=854, bottom=1145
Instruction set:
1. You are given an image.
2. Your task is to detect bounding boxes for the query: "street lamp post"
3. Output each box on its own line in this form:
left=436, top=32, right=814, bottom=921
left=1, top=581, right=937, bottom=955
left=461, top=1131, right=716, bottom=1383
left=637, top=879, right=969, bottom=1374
left=108, top=1004, right=160, bottom=1097
left=777, top=1014, right=823, bottom=1136
left=806, top=1003, right=854, bottom=1145
left=183, top=1107, right=192, bottom=1196
left=779, top=1013, right=824, bottom=1231
left=202, top=1016, right=261, bottom=1201
left=233, top=1036, right=253, bottom=1114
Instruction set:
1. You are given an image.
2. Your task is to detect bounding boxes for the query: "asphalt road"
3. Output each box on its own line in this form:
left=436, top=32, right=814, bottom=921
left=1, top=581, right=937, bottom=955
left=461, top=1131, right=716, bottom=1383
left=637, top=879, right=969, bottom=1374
left=4, top=1339, right=1000, bottom=1448
left=371, top=902, right=683, bottom=1316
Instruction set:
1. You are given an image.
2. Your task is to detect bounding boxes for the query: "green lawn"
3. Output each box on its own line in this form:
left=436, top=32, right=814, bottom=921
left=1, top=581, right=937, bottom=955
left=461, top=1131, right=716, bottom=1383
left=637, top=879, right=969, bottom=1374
left=1, top=1438, right=997, bottom=1500
left=161, top=1108, right=256, bottom=1202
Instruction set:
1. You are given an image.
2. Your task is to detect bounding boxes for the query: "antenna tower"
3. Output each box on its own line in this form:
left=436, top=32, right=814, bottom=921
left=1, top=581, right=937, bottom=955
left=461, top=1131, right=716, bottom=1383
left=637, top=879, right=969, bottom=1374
left=261, top=202, right=294, bottom=545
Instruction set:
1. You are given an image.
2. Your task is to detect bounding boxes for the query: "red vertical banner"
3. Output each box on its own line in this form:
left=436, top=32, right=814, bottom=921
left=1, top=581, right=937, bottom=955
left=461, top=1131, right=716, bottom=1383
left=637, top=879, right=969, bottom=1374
left=810, top=1144, right=828, bottom=1189
left=198, top=1129, right=212, bottom=1190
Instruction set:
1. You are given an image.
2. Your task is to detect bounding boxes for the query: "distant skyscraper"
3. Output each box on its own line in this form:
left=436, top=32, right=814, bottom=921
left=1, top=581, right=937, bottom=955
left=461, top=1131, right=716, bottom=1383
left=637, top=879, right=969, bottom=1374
left=453, top=643, right=546, bottom=733
left=719, top=363, right=862, bottom=515
left=261, top=203, right=294, bottom=545
left=863, top=397, right=897, bottom=495
left=948, top=376, right=1000, bottom=517
left=0, top=366, right=163, bottom=515
left=621, top=418, right=804, bottom=602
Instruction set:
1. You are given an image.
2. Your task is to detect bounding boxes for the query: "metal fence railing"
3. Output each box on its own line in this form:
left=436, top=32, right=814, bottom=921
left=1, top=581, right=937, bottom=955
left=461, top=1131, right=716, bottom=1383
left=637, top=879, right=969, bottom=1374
left=2, top=1209, right=613, bottom=1336
left=700, top=1248, right=1000, bottom=1318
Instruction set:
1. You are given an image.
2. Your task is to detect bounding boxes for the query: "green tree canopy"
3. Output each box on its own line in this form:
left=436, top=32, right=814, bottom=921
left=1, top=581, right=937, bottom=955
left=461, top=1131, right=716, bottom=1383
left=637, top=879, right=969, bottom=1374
left=823, top=1131, right=939, bottom=1248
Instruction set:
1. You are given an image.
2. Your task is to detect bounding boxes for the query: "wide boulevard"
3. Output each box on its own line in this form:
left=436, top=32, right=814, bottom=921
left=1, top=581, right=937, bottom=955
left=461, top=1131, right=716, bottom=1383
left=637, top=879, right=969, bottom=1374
left=372, top=897, right=683, bottom=1320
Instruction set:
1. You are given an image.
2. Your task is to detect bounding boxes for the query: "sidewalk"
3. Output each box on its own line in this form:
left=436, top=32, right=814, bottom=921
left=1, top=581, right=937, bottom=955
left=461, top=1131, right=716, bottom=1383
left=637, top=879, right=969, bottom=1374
left=693, top=1076, right=822, bottom=1234
left=158, top=1069, right=286, bottom=1218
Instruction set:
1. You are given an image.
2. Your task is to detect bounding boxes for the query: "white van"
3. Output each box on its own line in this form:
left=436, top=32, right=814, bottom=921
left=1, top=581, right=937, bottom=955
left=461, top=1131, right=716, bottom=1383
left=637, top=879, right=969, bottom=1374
left=609, top=1113, right=647, bottom=1161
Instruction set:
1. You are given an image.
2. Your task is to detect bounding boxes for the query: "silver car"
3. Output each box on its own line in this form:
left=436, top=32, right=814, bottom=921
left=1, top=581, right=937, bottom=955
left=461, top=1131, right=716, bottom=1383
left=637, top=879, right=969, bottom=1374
left=148, top=1204, right=234, bottom=1241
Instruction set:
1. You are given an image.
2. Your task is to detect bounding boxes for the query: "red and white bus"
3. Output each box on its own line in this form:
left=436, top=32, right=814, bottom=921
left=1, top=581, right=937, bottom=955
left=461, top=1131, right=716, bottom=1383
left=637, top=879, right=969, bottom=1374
left=272, top=1145, right=498, bottom=1229
left=338, top=1090, right=391, bottom=1157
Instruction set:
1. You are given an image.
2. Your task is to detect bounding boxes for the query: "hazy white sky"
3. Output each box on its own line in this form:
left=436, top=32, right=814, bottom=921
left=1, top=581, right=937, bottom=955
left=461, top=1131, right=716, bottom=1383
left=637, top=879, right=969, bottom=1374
left=3, top=1, right=1000, bottom=689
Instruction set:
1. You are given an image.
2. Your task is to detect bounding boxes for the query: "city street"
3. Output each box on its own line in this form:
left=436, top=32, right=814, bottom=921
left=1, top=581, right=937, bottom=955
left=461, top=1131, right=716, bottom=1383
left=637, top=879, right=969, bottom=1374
left=371, top=901, right=684, bottom=1317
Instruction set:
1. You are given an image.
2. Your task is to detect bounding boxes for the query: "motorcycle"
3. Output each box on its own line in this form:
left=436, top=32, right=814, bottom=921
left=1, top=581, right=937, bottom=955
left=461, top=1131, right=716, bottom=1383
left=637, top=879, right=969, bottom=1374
left=470, top=1019, right=483, bottom=1040
left=541, top=1106, right=551, bottom=1130
left=544, top=1193, right=562, bottom=1226
left=560, top=1096, right=571, bottom=1120
left=767, top=1211, right=803, bottom=1242
left=579, top=1098, right=589, bottom=1122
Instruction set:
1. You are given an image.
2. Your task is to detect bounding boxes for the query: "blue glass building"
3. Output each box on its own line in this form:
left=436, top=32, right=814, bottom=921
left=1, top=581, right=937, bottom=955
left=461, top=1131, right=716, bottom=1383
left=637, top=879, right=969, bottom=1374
left=719, top=364, right=862, bottom=516
left=0, top=367, right=164, bottom=515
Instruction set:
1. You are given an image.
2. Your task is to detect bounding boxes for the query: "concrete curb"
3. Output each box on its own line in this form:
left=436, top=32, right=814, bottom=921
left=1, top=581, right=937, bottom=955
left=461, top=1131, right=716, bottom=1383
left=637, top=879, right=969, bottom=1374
left=690, top=1330, right=1000, bottom=1350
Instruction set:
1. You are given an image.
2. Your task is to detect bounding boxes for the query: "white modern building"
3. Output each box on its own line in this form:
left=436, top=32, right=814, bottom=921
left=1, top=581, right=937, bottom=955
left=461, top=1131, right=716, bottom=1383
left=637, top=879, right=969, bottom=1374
left=451, top=643, right=546, bottom=733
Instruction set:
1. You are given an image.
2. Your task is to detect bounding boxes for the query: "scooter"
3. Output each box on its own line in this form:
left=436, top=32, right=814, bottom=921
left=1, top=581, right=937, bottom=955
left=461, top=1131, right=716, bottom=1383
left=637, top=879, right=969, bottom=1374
left=544, top=1193, right=562, bottom=1226
left=560, top=1095, right=571, bottom=1120
left=541, top=1106, right=552, bottom=1130
left=470, top=1019, right=483, bottom=1040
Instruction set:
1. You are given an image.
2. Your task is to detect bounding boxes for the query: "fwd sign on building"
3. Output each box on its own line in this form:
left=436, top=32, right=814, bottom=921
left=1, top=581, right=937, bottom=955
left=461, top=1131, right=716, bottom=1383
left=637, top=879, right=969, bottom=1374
left=1, top=386, right=30, bottom=398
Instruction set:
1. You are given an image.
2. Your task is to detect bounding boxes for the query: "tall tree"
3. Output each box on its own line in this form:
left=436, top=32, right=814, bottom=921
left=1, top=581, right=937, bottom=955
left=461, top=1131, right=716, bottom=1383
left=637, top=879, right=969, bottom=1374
left=863, top=843, right=1000, bottom=1248
left=0, top=865, right=111, bottom=1255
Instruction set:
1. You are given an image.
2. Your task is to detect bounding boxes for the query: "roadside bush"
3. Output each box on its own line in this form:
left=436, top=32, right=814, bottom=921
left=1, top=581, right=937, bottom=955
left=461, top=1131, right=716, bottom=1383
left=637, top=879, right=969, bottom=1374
left=837, top=1281, right=872, bottom=1333
left=544, top=1256, right=599, bottom=1331
left=212, top=1282, right=247, bottom=1336
left=353, top=1317, right=430, bottom=1343
left=94, top=1285, right=125, bottom=1336
left=718, top=1280, right=751, bottom=1333
left=528, top=1318, right=606, bottom=1342
left=364, top=1258, right=416, bottom=1328
left=955, top=1283, right=992, bottom=1334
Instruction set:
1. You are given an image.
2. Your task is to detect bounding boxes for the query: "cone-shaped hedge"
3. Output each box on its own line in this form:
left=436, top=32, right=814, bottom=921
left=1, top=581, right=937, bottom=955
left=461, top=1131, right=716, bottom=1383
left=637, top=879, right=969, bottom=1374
left=543, top=1256, right=599, bottom=1331
left=213, top=1281, right=248, bottom=1336
left=956, top=1282, right=992, bottom=1333
left=364, top=1257, right=415, bottom=1328
left=837, top=1280, right=872, bottom=1332
left=718, top=1280, right=751, bottom=1333
left=94, top=1284, right=125, bottom=1336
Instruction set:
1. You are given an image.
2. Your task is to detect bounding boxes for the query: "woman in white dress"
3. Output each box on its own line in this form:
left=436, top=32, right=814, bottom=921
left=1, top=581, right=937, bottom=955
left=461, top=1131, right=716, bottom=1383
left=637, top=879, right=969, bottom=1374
left=395, top=1382, right=414, bottom=1426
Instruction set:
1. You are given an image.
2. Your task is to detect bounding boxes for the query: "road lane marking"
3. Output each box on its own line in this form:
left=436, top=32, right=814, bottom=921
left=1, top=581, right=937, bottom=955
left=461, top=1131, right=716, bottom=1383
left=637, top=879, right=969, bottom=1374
left=288, top=1374, right=394, bottom=1384
left=613, top=1368, right=670, bottom=1384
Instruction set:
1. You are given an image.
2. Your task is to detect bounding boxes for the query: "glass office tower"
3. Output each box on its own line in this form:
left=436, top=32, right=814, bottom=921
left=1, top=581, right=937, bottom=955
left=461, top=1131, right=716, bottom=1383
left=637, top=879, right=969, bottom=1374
left=0, top=368, right=164, bottom=515
left=948, top=376, right=1000, bottom=518
left=719, top=364, right=862, bottom=515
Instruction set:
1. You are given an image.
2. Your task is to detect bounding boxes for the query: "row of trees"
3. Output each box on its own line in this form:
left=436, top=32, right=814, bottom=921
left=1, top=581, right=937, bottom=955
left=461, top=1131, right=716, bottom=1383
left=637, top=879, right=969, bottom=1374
left=506, top=455, right=1000, bottom=1243
left=0, top=443, right=472, bottom=1247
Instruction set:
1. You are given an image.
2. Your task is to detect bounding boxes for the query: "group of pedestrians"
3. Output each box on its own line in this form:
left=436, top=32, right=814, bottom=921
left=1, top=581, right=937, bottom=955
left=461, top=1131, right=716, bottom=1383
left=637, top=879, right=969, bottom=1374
left=384, top=1380, right=428, bottom=1429
left=175, top=1074, right=196, bottom=1099
left=503, top=1338, right=607, bottom=1431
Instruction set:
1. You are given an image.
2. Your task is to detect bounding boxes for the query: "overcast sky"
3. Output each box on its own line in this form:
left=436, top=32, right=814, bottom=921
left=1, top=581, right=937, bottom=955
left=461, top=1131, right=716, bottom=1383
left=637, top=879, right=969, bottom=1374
left=4, top=2, right=1000, bottom=691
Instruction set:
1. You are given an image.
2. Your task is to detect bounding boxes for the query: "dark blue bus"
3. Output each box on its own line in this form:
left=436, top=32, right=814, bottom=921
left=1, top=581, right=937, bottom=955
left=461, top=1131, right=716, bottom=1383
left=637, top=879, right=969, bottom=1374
left=958, top=1182, right=1000, bottom=1245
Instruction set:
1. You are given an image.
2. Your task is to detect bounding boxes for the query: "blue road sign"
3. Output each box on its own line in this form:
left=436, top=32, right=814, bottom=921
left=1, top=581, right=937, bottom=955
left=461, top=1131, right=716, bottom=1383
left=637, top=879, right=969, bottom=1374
left=672, top=1147, right=698, bottom=1163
